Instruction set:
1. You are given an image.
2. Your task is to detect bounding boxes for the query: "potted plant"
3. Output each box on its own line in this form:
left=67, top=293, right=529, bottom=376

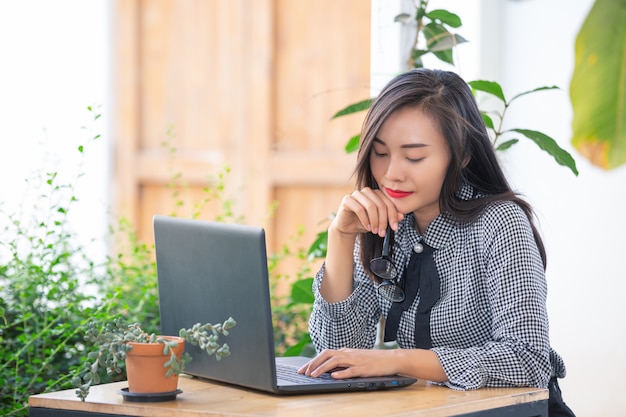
left=72, top=316, right=236, bottom=402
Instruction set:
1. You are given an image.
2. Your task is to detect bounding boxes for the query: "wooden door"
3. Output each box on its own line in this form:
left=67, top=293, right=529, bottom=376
left=111, top=0, right=371, bottom=286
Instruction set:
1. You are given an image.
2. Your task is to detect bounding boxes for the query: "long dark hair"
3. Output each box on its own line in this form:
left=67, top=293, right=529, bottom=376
left=355, top=68, right=546, bottom=271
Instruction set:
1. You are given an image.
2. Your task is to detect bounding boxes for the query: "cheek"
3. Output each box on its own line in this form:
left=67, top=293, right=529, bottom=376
left=369, top=155, right=385, bottom=181
left=420, top=157, right=449, bottom=190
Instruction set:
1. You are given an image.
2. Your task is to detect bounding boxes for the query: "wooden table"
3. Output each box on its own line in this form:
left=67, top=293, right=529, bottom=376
left=29, top=375, right=548, bottom=417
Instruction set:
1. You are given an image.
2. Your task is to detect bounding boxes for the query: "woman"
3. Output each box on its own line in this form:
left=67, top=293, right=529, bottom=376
left=298, top=69, right=574, bottom=416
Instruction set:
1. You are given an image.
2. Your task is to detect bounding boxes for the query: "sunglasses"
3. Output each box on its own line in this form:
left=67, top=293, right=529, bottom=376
left=369, top=226, right=404, bottom=302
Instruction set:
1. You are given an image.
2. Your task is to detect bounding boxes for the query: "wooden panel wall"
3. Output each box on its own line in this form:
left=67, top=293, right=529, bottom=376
left=112, top=0, right=371, bottom=285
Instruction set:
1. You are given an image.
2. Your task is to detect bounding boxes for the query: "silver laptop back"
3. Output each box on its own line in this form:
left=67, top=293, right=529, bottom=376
left=154, top=215, right=279, bottom=392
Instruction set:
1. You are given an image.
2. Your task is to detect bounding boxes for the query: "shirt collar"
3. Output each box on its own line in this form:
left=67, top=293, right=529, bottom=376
left=399, top=181, right=478, bottom=250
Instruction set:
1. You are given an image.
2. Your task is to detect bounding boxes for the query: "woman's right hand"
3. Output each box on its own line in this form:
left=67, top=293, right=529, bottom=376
left=331, top=187, right=404, bottom=238
left=320, top=188, right=403, bottom=303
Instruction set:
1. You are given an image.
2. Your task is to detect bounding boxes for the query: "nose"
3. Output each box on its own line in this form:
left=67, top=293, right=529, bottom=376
left=383, top=156, right=404, bottom=183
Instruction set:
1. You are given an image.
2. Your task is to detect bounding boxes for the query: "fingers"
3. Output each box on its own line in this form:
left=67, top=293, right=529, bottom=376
left=336, top=188, right=401, bottom=236
left=297, top=348, right=389, bottom=379
left=297, top=349, right=348, bottom=378
left=297, top=348, right=368, bottom=379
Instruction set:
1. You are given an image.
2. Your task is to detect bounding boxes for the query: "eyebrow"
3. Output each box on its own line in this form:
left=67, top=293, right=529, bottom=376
left=373, top=137, right=429, bottom=149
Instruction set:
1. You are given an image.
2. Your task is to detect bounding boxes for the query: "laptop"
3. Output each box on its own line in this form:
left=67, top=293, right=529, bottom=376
left=153, top=215, right=417, bottom=394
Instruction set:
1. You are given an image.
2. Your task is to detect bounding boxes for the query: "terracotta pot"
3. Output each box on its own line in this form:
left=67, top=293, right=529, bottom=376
left=125, top=336, right=185, bottom=393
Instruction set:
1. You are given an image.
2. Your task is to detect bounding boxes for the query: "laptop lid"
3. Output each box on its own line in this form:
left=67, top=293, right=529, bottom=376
left=154, top=215, right=417, bottom=394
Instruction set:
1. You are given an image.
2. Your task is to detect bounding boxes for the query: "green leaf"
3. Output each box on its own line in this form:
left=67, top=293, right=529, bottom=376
left=468, top=80, right=506, bottom=103
left=411, top=49, right=431, bottom=60
left=495, top=139, right=519, bottom=152
left=510, top=129, right=579, bottom=176
left=432, top=49, right=453, bottom=66
left=163, top=355, right=174, bottom=367
left=423, top=23, right=467, bottom=65
left=431, top=34, right=467, bottom=52
left=509, top=86, right=560, bottom=103
left=282, top=333, right=313, bottom=357
left=307, top=230, right=328, bottom=259
left=570, top=0, right=626, bottom=170
left=344, top=134, right=360, bottom=153
left=423, top=21, right=467, bottom=51
left=290, top=278, right=314, bottom=305
left=331, top=98, right=374, bottom=119
left=423, top=23, right=452, bottom=64
left=426, top=9, right=462, bottom=28
left=481, top=113, right=495, bottom=130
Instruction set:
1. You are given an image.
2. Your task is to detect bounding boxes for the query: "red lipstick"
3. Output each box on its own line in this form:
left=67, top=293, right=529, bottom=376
left=385, top=188, right=413, bottom=199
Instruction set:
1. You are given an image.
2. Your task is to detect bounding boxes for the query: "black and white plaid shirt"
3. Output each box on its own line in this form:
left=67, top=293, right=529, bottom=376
left=309, top=184, right=566, bottom=390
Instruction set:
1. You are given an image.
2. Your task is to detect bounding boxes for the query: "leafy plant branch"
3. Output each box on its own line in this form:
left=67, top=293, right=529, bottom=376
left=332, top=1, right=578, bottom=176
left=468, top=80, right=578, bottom=175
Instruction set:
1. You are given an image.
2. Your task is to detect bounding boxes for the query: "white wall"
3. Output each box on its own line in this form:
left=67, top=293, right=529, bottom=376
left=498, top=1, right=626, bottom=415
left=372, top=1, right=626, bottom=416
left=0, top=0, right=110, bottom=258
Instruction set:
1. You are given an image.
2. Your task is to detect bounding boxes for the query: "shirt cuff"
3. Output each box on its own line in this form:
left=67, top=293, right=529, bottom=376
left=312, top=262, right=361, bottom=320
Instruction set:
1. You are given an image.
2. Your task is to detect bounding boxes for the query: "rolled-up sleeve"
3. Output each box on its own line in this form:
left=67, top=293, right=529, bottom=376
left=431, top=202, right=553, bottom=389
left=309, top=258, right=382, bottom=352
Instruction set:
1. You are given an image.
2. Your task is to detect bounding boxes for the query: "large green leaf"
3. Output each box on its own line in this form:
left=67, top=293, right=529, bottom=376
left=423, top=22, right=463, bottom=65
left=511, top=129, right=579, bottom=176
left=570, top=0, right=626, bottom=170
left=290, top=278, right=314, bottom=305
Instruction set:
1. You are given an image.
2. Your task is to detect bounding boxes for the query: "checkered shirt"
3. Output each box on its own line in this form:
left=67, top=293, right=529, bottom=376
left=309, top=186, right=567, bottom=390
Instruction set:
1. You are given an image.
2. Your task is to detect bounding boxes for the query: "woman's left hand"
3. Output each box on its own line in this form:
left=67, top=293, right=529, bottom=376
left=297, top=348, right=397, bottom=379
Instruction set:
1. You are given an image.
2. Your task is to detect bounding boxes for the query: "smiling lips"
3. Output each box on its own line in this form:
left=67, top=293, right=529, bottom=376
left=385, top=188, right=413, bottom=199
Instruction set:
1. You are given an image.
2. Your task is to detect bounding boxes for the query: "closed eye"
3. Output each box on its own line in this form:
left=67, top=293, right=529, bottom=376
left=407, top=157, right=425, bottom=163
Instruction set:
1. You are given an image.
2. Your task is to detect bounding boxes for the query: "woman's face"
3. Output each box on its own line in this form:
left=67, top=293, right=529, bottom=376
left=370, top=106, right=451, bottom=233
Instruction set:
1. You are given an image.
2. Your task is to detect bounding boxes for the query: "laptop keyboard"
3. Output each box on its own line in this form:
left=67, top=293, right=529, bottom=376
left=276, top=363, right=340, bottom=384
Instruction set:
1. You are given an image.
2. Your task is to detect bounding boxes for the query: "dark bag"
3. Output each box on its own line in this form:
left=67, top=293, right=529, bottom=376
left=548, top=377, right=576, bottom=417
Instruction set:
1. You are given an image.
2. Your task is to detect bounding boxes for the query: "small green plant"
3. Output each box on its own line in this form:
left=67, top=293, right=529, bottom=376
left=72, top=317, right=236, bottom=401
